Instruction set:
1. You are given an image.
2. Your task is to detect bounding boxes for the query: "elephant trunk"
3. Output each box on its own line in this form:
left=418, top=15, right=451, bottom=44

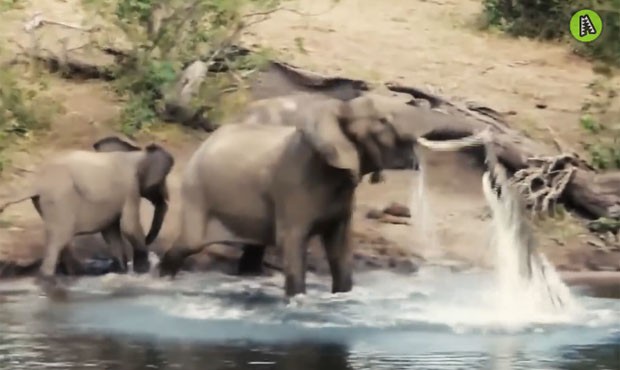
left=144, top=183, right=169, bottom=245
left=390, top=113, right=491, bottom=153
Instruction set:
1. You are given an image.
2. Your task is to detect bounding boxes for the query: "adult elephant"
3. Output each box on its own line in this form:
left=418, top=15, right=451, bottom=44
left=158, top=95, right=418, bottom=297
left=218, top=93, right=421, bottom=276
left=0, top=136, right=175, bottom=287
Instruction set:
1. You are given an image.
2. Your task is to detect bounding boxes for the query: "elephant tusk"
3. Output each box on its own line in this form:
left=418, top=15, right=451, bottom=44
left=417, top=127, right=493, bottom=152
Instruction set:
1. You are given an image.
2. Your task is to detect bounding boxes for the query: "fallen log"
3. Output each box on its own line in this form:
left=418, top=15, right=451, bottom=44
left=382, top=82, right=620, bottom=220
left=566, top=170, right=620, bottom=219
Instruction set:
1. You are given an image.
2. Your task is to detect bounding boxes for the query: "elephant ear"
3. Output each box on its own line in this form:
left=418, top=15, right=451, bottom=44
left=141, top=144, right=175, bottom=191
left=300, top=101, right=361, bottom=182
left=93, top=136, right=141, bottom=152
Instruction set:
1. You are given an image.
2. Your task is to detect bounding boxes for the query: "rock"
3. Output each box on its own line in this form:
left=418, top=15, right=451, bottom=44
left=383, top=202, right=411, bottom=218
left=378, top=215, right=410, bottom=225
left=391, top=258, right=419, bottom=274
left=367, top=202, right=411, bottom=223
left=0, top=260, right=40, bottom=278
left=366, top=208, right=383, bottom=219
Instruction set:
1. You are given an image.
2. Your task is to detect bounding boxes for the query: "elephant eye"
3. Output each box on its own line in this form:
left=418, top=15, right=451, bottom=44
left=379, top=117, right=389, bottom=124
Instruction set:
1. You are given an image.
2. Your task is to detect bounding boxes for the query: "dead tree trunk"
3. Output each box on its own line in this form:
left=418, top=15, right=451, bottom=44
left=383, top=82, right=620, bottom=220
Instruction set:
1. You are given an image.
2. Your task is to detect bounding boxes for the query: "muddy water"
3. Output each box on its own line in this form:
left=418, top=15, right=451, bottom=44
left=0, top=269, right=618, bottom=370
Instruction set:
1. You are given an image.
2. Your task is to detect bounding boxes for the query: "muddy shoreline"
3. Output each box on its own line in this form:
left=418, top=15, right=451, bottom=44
left=2, top=164, right=620, bottom=281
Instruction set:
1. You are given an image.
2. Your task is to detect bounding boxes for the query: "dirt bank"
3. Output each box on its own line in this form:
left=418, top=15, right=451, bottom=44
left=1, top=0, right=620, bottom=278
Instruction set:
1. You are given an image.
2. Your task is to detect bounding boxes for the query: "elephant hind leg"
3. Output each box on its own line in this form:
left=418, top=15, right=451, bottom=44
left=238, top=244, right=266, bottom=276
left=37, top=216, right=75, bottom=295
left=40, top=225, right=74, bottom=276
left=320, top=216, right=354, bottom=294
left=31, top=195, right=79, bottom=276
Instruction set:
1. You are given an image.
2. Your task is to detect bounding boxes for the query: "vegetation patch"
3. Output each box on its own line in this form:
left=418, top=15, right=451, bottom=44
left=0, top=55, right=59, bottom=175
left=578, top=77, right=620, bottom=170
left=480, top=0, right=620, bottom=66
left=81, top=0, right=283, bottom=136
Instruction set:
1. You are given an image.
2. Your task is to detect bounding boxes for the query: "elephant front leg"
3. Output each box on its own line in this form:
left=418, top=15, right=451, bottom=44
left=120, top=197, right=150, bottom=274
left=320, top=216, right=354, bottom=294
left=278, top=226, right=310, bottom=297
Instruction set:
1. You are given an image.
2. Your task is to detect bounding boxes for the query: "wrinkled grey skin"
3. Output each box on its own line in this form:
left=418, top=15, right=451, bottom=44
left=0, top=136, right=174, bottom=287
left=235, top=93, right=418, bottom=180
left=158, top=96, right=417, bottom=297
left=228, top=93, right=419, bottom=275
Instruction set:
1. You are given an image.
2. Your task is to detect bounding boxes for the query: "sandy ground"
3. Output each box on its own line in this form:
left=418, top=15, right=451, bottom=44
left=1, top=0, right=620, bottom=274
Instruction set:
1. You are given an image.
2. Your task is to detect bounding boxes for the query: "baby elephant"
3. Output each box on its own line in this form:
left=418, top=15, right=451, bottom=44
left=0, top=136, right=175, bottom=287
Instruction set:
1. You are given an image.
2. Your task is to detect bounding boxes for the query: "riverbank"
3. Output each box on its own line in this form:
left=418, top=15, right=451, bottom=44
left=2, top=0, right=620, bottom=277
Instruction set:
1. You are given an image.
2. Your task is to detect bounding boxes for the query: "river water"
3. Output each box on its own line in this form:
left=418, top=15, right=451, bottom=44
left=0, top=268, right=618, bottom=370
left=2, top=151, right=619, bottom=370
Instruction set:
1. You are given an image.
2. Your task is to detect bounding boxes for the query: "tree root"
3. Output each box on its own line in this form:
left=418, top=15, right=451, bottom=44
left=511, top=154, right=577, bottom=217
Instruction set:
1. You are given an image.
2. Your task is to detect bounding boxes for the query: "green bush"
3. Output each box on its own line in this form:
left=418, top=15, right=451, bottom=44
left=0, top=46, right=59, bottom=173
left=481, top=0, right=620, bottom=66
left=579, top=79, right=620, bottom=169
left=83, top=0, right=281, bottom=135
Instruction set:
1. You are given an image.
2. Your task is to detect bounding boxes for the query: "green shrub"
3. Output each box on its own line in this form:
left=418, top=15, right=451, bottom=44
left=481, top=0, right=620, bottom=66
left=0, top=50, right=57, bottom=173
left=83, top=0, right=282, bottom=135
left=579, top=114, right=616, bottom=170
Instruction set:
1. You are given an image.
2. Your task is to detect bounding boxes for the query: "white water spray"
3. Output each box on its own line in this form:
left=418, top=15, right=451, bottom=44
left=413, top=131, right=583, bottom=327
left=481, top=160, right=580, bottom=320
left=412, top=147, right=440, bottom=259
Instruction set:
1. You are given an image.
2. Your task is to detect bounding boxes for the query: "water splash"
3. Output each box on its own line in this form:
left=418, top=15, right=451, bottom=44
left=412, top=147, right=441, bottom=259
left=410, top=133, right=587, bottom=330
left=480, top=149, right=582, bottom=328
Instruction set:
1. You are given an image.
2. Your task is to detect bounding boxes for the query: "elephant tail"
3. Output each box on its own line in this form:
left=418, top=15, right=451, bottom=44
left=0, top=190, right=39, bottom=213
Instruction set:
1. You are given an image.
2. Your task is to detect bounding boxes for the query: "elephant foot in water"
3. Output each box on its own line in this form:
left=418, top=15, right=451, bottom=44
left=35, top=274, right=70, bottom=301
left=159, top=246, right=194, bottom=277
left=131, top=250, right=151, bottom=274
left=237, top=244, right=266, bottom=276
